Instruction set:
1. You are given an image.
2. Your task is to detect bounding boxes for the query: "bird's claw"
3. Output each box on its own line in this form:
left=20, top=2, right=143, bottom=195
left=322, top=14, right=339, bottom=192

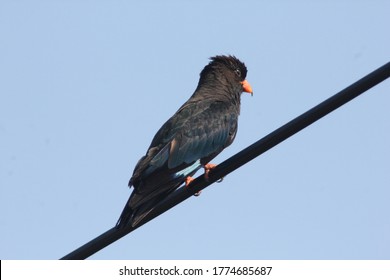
left=184, top=163, right=218, bottom=197
left=204, top=163, right=217, bottom=181
left=185, top=176, right=201, bottom=196
left=193, top=191, right=201, bottom=196
left=185, top=176, right=194, bottom=187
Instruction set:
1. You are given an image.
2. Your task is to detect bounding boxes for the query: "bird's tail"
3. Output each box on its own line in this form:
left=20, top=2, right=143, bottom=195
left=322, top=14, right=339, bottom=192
left=116, top=180, right=183, bottom=228
left=116, top=197, right=134, bottom=228
left=116, top=197, right=156, bottom=229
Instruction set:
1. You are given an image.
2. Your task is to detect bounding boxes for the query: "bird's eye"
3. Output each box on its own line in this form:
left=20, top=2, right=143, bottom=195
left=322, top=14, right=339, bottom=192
left=234, top=69, right=241, bottom=77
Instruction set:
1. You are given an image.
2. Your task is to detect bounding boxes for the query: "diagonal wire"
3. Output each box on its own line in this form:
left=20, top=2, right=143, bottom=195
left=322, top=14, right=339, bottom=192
left=60, top=61, right=390, bottom=260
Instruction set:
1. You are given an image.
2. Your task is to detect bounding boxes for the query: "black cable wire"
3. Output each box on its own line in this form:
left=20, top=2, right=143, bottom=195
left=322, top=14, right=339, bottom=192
left=60, top=61, right=390, bottom=260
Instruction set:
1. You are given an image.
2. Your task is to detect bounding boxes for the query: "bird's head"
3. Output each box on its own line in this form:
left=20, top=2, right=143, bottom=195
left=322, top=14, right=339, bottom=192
left=198, top=55, right=253, bottom=96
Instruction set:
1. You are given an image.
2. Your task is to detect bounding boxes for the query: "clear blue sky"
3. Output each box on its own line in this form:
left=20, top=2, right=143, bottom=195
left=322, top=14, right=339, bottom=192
left=1, top=1, right=389, bottom=260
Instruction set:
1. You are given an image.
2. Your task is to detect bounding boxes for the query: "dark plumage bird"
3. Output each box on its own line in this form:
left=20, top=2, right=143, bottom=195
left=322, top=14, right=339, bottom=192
left=116, top=55, right=253, bottom=228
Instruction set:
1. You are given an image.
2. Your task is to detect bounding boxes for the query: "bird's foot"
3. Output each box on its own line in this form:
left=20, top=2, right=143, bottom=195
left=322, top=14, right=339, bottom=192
left=204, top=163, right=217, bottom=181
left=185, top=176, right=201, bottom=196
left=185, top=176, right=194, bottom=186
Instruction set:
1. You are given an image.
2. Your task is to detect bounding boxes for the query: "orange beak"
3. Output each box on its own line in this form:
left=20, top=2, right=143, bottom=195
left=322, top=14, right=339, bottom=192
left=241, top=80, right=253, bottom=96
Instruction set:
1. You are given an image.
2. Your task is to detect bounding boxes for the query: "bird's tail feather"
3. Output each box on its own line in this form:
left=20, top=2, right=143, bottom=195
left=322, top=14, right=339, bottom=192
left=116, top=197, right=157, bottom=229
left=129, top=204, right=155, bottom=227
left=116, top=182, right=182, bottom=228
left=116, top=198, right=134, bottom=228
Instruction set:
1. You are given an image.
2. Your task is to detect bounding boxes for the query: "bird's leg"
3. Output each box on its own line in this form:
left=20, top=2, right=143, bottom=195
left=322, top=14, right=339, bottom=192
left=185, top=176, right=194, bottom=186
left=204, top=163, right=217, bottom=181
left=184, top=163, right=217, bottom=197
left=185, top=176, right=201, bottom=196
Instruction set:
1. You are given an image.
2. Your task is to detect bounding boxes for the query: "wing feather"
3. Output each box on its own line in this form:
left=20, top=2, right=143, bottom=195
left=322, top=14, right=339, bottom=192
left=168, top=100, right=237, bottom=168
left=129, top=99, right=238, bottom=208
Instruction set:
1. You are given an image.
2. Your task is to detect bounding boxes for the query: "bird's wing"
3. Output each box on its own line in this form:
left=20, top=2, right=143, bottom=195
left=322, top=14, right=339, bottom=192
left=144, top=99, right=238, bottom=172
left=130, top=99, right=238, bottom=200
left=167, top=100, right=238, bottom=168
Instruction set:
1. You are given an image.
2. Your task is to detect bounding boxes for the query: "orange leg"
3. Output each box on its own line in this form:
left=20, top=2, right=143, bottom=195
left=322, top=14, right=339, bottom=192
left=185, top=176, right=194, bottom=187
left=185, top=176, right=201, bottom=196
left=204, top=163, right=217, bottom=181
left=184, top=163, right=217, bottom=196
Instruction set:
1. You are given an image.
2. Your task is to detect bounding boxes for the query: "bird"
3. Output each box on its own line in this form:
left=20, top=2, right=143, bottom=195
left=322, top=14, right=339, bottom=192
left=116, top=55, right=253, bottom=228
